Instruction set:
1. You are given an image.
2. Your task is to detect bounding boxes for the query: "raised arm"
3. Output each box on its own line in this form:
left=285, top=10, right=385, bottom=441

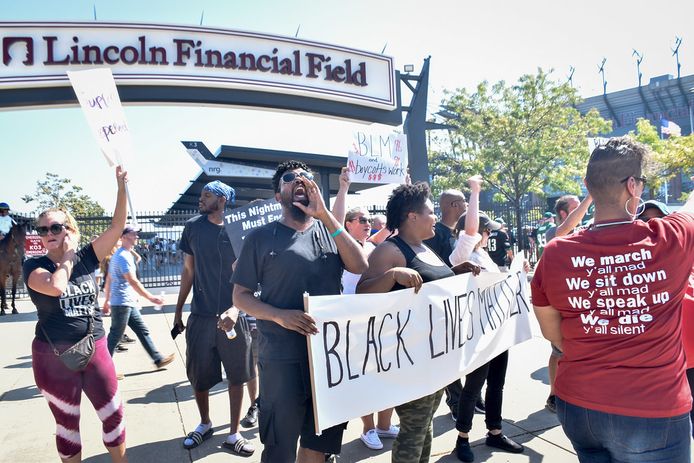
left=464, top=175, right=482, bottom=237
left=92, top=166, right=128, bottom=261
left=555, top=194, right=592, bottom=238
left=331, top=167, right=350, bottom=225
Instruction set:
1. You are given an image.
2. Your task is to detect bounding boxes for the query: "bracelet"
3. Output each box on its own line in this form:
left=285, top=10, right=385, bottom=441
left=331, top=227, right=345, bottom=238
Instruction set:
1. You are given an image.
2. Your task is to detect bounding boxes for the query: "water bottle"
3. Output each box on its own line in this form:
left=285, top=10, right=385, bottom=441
left=221, top=313, right=237, bottom=339
left=153, top=291, right=165, bottom=311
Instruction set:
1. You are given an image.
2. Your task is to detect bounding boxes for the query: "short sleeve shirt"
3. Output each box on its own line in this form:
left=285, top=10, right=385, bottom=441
left=108, top=247, right=137, bottom=306
left=531, top=212, right=694, bottom=417
left=231, top=220, right=344, bottom=362
left=486, top=230, right=510, bottom=267
left=23, top=243, right=104, bottom=343
left=179, top=215, right=236, bottom=317
left=423, top=222, right=455, bottom=267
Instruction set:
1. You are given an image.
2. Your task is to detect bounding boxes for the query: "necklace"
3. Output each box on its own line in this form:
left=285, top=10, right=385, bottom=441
left=592, top=219, right=634, bottom=229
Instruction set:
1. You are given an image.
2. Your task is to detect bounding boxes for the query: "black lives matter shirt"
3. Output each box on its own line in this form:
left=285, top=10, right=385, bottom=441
left=23, top=244, right=104, bottom=343
left=231, top=220, right=344, bottom=362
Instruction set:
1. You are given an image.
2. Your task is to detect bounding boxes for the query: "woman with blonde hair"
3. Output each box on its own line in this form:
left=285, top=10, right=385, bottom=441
left=23, top=167, right=129, bottom=462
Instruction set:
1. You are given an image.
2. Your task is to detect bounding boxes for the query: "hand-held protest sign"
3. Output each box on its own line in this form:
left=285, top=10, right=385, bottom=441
left=306, top=256, right=533, bottom=433
left=67, top=68, right=138, bottom=225
left=223, top=198, right=282, bottom=256
left=347, top=132, right=408, bottom=184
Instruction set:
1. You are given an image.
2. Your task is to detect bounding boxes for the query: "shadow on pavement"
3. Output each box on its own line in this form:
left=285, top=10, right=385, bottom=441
left=0, top=312, right=37, bottom=323
left=4, top=360, right=32, bottom=369
left=0, top=384, right=41, bottom=401
left=530, top=366, right=549, bottom=385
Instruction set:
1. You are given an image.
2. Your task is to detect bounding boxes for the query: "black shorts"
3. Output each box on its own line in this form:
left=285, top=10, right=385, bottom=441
left=258, top=360, right=346, bottom=462
left=185, top=314, right=255, bottom=391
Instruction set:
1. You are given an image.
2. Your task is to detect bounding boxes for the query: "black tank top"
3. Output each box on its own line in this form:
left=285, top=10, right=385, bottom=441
left=388, top=235, right=454, bottom=291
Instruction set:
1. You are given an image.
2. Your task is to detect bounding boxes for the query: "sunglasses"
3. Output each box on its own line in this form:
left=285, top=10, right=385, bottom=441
left=281, top=171, right=314, bottom=183
left=350, top=217, right=371, bottom=224
left=36, top=223, right=68, bottom=236
left=620, top=175, right=647, bottom=184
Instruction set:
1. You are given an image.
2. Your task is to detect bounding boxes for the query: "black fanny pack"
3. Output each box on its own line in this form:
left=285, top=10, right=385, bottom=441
left=41, top=317, right=95, bottom=372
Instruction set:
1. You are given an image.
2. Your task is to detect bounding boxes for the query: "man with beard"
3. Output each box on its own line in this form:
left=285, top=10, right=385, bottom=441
left=174, top=180, right=256, bottom=456
left=232, top=161, right=368, bottom=463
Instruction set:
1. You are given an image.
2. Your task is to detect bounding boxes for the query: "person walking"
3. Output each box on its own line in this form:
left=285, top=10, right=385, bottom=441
left=103, top=226, right=175, bottom=369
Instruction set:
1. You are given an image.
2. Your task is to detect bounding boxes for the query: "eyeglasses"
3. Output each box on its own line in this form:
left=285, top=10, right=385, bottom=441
left=620, top=175, right=647, bottom=184
left=281, top=171, right=314, bottom=183
left=36, top=223, right=68, bottom=236
left=349, top=217, right=371, bottom=224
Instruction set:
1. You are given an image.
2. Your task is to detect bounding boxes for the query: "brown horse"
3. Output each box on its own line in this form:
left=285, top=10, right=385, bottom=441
left=0, top=222, right=26, bottom=315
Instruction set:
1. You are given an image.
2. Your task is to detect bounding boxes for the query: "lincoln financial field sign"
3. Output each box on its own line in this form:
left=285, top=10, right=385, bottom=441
left=0, top=22, right=397, bottom=113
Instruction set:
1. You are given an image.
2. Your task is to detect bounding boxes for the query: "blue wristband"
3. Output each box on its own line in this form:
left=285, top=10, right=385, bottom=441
left=331, top=227, right=344, bottom=238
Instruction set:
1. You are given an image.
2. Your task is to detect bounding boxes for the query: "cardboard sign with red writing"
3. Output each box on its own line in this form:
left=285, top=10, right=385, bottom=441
left=25, top=234, right=46, bottom=257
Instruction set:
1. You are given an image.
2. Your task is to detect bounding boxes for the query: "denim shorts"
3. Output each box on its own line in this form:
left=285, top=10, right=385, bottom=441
left=556, top=396, right=691, bottom=463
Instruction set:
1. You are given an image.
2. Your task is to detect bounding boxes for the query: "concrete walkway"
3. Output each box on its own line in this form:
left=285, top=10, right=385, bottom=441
left=2, top=289, right=581, bottom=462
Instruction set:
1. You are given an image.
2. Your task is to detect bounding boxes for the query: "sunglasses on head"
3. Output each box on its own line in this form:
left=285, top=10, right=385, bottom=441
left=36, top=223, right=68, bottom=236
left=351, top=217, right=371, bottom=224
left=281, top=171, right=314, bottom=183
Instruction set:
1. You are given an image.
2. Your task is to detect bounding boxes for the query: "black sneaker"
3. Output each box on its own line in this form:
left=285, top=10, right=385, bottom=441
left=474, top=398, right=486, bottom=414
left=115, top=344, right=128, bottom=352
left=485, top=433, right=523, bottom=453
left=121, top=333, right=136, bottom=344
left=545, top=395, right=557, bottom=413
left=455, top=436, right=474, bottom=462
left=240, top=404, right=258, bottom=428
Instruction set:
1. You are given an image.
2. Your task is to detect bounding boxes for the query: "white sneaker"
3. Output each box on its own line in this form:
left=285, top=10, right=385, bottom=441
left=360, top=429, right=383, bottom=450
left=376, top=424, right=400, bottom=439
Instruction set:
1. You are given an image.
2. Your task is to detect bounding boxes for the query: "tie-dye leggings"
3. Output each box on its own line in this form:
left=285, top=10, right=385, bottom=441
left=32, top=336, right=125, bottom=459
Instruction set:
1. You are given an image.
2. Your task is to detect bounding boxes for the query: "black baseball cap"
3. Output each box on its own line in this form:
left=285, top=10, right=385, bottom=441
left=122, top=226, right=140, bottom=236
left=478, top=212, right=502, bottom=234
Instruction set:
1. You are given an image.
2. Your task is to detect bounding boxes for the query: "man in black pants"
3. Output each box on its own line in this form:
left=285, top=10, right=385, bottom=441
left=232, top=161, right=367, bottom=463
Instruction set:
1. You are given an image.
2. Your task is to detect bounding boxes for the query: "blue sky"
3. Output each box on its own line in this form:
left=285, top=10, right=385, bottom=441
left=1, top=0, right=692, bottom=213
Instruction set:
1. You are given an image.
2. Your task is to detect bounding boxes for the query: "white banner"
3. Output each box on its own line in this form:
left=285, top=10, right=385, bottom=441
left=347, top=132, right=408, bottom=184
left=307, top=256, right=533, bottom=433
left=67, top=68, right=133, bottom=167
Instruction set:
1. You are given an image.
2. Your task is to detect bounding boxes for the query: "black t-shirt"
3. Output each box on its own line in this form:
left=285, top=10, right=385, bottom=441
left=486, top=229, right=511, bottom=267
left=388, top=236, right=454, bottom=291
left=423, top=221, right=456, bottom=267
left=179, top=215, right=235, bottom=317
left=23, top=244, right=104, bottom=343
left=231, top=220, right=344, bottom=362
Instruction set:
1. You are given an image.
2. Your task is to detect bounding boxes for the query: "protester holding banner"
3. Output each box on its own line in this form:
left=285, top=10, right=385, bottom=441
left=337, top=205, right=399, bottom=450
left=174, top=180, right=256, bottom=456
left=449, top=175, right=525, bottom=462
left=357, top=182, right=455, bottom=463
left=23, top=167, right=128, bottom=463
left=232, top=161, right=367, bottom=463
left=532, top=137, right=694, bottom=462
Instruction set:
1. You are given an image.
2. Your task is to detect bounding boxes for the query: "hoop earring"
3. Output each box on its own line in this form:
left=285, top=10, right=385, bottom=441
left=624, top=196, right=645, bottom=219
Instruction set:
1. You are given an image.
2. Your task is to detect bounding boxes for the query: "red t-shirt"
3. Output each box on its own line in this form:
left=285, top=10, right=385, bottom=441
left=531, top=212, right=694, bottom=418
left=682, top=273, right=694, bottom=369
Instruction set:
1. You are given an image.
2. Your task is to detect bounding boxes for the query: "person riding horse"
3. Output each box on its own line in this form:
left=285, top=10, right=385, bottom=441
left=0, top=205, right=26, bottom=315
left=0, top=202, right=16, bottom=242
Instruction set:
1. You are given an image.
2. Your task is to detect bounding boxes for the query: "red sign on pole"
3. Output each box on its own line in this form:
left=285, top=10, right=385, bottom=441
left=25, top=234, right=46, bottom=257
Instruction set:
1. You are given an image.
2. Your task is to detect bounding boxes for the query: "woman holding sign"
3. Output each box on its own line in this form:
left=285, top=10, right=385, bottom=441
left=532, top=137, right=694, bottom=463
left=357, top=182, right=478, bottom=463
left=23, top=167, right=129, bottom=463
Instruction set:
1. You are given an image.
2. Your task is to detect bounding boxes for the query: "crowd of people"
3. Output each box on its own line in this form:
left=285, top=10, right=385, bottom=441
left=20, top=136, right=694, bottom=463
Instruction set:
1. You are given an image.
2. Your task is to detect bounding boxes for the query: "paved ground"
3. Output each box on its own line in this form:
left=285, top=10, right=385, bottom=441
left=1, top=289, right=581, bottom=462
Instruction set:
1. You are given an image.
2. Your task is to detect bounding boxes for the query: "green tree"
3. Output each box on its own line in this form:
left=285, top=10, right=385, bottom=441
left=431, top=68, right=611, bottom=248
left=629, top=118, right=694, bottom=199
left=22, top=172, right=105, bottom=216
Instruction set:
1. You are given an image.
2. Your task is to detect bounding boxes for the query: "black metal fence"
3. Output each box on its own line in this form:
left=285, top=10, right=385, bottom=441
left=4, top=200, right=552, bottom=302
left=3, top=210, right=197, bottom=301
